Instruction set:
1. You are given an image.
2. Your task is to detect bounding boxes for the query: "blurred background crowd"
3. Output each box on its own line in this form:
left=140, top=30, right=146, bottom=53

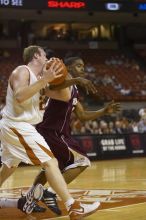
left=1, top=3, right=146, bottom=136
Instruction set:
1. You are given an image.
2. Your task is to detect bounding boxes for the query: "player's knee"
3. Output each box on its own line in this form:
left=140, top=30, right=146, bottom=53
left=51, top=157, right=58, bottom=167
left=42, top=158, right=58, bottom=169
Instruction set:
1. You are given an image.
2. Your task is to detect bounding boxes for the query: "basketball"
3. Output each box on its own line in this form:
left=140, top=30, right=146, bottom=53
left=46, top=58, right=68, bottom=85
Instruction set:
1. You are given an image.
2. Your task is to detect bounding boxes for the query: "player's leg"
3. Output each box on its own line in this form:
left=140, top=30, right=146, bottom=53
left=0, top=149, right=45, bottom=214
left=62, top=166, right=87, bottom=184
left=0, top=141, right=21, bottom=187
left=0, top=163, right=16, bottom=187
left=31, top=151, right=89, bottom=213
left=33, top=168, right=47, bottom=186
left=61, top=148, right=91, bottom=184
left=42, top=158, right=72, bottom=203
left=0, top=154, right=44, bottom=214
left=33, top=129, right=90, bottom=185
left=41, top=158, right=100, bottom=220
left=32, top=132, right=90, bottom=186
left=33, top=166, right=87, bottom=186
left=31, top=149, right=90, bottom=213
left=0, top=155, right=45, bottom=214
left=32, top=168, right=61, bottom=215
left=32, top=155, right=90, bottom=215
left=0, top=184, right=44, bottom=214
left=1, top=123, right=100, bottom=219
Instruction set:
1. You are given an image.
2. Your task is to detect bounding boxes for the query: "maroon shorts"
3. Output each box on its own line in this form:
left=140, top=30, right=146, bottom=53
left=37, top=128, right=87, bottom=171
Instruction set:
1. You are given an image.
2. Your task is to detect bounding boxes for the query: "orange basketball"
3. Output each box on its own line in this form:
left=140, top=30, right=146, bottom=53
left=46, top=58, right=68, bottom=85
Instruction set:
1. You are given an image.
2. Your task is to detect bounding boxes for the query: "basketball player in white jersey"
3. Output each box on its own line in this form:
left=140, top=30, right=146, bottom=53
left=0, top=45, right=100, bottom=219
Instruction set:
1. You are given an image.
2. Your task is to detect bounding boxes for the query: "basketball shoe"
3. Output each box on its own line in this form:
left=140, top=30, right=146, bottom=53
left=41, top=189, right=61, bottom=215
left=68, top=200, right=100, bottom=220
left=33, top=203, right=46, bottom=212
left=18, top=184, right=44, bottom=214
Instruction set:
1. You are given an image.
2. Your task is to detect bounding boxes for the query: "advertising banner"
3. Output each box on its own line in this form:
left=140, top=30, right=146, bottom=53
left=74, top=135, right=99, bottom=160
left=97, top=134, right=130, bottom=159
left=126, top=133, right=145, bottom=156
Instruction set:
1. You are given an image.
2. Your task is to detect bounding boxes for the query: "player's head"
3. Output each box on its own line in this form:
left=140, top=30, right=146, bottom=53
left=23, top=45, right=47, bottom=64
left=44, top=48, right=56, bottom=60
left=64, top=57, right=85, bottom=77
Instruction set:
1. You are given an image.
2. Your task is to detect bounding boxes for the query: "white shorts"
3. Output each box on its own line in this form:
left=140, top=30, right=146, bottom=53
left=1, top=118, right=54, bottom=168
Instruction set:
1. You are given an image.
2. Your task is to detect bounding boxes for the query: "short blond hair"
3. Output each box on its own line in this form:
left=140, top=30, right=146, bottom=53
left=23, top=45, right=43, bottom=64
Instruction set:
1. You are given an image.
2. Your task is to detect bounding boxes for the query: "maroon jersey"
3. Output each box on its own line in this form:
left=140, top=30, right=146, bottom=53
left=36, top=85, right=88, bottom=171
left=37, top=85, right=78, bottom=136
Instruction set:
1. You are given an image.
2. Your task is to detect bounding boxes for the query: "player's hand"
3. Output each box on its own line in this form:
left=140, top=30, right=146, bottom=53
left=104, top=100, right=121, bottom=115
left=43, top=59, right=63, bottom=83
left=77, top=77, right=98, bottom=95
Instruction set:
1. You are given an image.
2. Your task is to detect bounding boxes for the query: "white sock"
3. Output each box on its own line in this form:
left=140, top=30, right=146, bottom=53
left=0, top=198, right=18, bottom=208
left=65, top=198, right=75, bottom=211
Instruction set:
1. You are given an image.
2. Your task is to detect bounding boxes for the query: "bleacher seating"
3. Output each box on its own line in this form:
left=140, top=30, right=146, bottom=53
left=1, top=49, right=146, bottom=102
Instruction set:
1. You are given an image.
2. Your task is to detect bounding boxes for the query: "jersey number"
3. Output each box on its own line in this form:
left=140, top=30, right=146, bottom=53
left=39, top=88, right=48, bottom=110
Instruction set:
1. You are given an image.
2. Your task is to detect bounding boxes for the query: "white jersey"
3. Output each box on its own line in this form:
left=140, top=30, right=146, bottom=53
left=2, top=65, right=44, bottom=125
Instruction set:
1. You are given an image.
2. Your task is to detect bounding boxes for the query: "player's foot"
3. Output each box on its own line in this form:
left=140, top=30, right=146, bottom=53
left=68, top=200, right=100, bottom=220
left=41, top=189, right=61, bottom=215
left=18, top=184, right=44, bottom=214
left=33, top=203, right=46, bottom=212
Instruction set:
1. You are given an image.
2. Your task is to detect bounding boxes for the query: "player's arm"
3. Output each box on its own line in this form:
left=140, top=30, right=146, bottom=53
left=74, top=100, right=121, bottom=122
left=45, top=87, right=71, bottom=102
left=10, top=66, right=46, bottom=103
left=49, top=76, right=98, bottom=95
left=45, top=73, right=71, bottom=102
left=11, top=62, right=63, bottom=103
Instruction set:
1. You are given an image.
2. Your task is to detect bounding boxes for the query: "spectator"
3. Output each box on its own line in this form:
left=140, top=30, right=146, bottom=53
left=138, top=116, right=146, bottom=133
left=85, top=63, right=96, bottom=73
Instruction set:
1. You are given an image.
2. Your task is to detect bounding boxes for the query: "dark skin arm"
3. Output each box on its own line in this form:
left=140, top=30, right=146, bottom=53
left=48, top=76, right=98, bottom=95
left=74, top=100, right=121, bottom=122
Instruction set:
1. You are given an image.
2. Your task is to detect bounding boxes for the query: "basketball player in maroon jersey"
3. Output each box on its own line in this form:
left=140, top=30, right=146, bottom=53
left=30, top=57, right=120, bottom=213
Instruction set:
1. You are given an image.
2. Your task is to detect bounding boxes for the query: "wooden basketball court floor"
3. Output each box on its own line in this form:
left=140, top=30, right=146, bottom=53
left=1, top=157, right=146, bottom=220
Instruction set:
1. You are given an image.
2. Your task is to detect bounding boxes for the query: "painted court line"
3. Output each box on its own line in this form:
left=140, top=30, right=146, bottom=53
left=98, top=201, right=146, bottom=212
left=43, top=216, right=68, bottom=219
